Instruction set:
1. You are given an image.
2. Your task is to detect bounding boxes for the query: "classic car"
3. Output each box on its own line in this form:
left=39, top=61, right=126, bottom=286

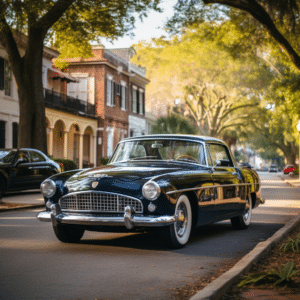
left=37, top=135, right=264, bottom=248
left=0, top=148, right=61, bottom=198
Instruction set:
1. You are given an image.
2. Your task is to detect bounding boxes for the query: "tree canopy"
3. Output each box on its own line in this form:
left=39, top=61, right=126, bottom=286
left=132, top=22, right=272, bottom=139
left=166, top=0, right=300, bottom=71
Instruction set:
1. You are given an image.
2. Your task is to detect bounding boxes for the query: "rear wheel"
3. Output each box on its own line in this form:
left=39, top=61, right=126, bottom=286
left=161, top=194, right=192, bottom=249
left=231, top=195, right=252, bottom=230
left=53, top=224, right=85, bottom=243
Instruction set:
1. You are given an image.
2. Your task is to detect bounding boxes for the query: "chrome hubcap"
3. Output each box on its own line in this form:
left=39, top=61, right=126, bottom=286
left=176, top=203, right=188, bottom=237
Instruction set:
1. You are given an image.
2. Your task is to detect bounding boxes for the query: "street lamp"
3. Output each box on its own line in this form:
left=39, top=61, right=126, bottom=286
left=297, top=121, right=300, bottom=179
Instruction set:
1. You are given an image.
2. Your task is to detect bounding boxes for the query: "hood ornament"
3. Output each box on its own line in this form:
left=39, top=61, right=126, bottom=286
left=92, top=182, right=99, bottom=188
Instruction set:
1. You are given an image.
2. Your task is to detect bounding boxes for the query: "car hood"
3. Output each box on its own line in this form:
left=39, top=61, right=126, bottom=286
left=64, top=162, right=199, bottom=194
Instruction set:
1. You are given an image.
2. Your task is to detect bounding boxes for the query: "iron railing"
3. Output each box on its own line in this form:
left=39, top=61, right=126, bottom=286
left=44, top=88, right=95, bottom=117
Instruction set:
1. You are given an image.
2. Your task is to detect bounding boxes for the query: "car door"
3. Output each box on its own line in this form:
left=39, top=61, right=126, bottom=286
left=28, top=150, right=54, bottom=187
left=206, top=143, right=244, bottom=220
left=9, top=150, right=36, bottom=190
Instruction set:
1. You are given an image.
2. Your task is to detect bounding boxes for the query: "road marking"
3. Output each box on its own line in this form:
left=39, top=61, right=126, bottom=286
left=0, top=217, right=37, bottom=220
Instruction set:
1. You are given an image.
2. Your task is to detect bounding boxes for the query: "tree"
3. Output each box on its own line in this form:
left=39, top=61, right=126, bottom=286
left=151, top=114, right=198, bottom=134
left=133, top=23, right=272, bottom=139
left=167, top=0, right=300, bottom=71
left=0, top=0, right=161, bottom=153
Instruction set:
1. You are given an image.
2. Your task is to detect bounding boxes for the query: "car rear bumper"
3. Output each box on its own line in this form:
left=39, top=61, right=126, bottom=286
left=37, top=204, right=176, bottom=230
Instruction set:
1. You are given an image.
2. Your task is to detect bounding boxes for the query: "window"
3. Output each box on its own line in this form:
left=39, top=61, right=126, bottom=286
left=0, top=58, right=12, bottom=96
left=120, top=84, right=127, bottom=110
left=107, top=129, right=114, bottom=157
left=4, top=59, right=12, bottom=96
left=30, top=151, right=46, bottom=162
left=208, top=144, right=233, bottom=167
left=0, top=121, right=5, bottom=148
left=68, top=76, right=95, bottom=103
left=12, top=122, right=18, bottom=149
left=132, top=86, right=137, bottom=113
left=139, top=89, right=145, bottom=115
left=0, top=57, right=4, bottom=90
left=106, top=78, right=115, bottom=106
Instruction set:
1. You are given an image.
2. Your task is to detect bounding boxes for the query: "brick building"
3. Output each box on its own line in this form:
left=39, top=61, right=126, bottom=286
left=65, top=46, right=149, bottom=165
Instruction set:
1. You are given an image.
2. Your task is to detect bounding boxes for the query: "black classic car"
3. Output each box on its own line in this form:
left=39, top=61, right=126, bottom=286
left=37, top=135, right=264, bottom=248
left=0, top=148, right=61, bottom=197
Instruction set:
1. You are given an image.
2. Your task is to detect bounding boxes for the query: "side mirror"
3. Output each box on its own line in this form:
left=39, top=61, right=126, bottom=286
left=212, top=160, right=221, bottom=170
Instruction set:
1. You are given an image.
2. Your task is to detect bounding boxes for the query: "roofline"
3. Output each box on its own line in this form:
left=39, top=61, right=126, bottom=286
left=121, top=134, right=224, bottom=143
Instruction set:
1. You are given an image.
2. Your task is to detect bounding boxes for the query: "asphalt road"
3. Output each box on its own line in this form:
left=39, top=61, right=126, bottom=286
left=0, top=172, right=299, bottom=300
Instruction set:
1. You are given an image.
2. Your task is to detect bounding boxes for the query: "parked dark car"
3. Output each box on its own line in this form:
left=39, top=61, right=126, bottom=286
left=283, top=165, right=295, bottom=175
left=0, top=148, right=61, bottom=197
left=37, top=135, right=264, bottom=249
left=269, top=164, right=278, bottom=173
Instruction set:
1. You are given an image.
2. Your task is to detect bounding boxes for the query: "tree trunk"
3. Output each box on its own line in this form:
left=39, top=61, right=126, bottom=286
left=15, top=30, right=47, bottom=154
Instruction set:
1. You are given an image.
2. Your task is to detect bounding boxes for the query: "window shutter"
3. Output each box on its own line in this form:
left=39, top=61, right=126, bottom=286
left=112, top=81, right=115, bottom=105
left=136, top=90, right=140, bottom=114
left=12, top=122, right=18, bottom=149
left=0, top=120, right=6, bottom=148
left=119, top=85, right=123, bottom=108
left=0, top=58, right=4, bottom=90
left=125, top=87, right=127, bottom=110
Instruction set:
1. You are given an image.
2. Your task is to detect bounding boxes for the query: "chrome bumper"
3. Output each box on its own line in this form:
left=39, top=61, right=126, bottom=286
left=37, top=204, right=176, bottom=230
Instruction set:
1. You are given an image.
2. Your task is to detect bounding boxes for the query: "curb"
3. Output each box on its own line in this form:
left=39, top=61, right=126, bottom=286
left=190, top=213, right=300, bottom=300
left=0, top=204, right=44, bottom=212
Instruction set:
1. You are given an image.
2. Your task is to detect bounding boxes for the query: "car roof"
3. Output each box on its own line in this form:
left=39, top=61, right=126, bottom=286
left=121, top=134, right=224, bottom=144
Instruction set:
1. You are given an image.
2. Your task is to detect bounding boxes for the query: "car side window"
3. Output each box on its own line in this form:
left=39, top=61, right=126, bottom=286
left=206, top=145, right=213, bottom=166
left=208, top=144, right=233, bottom=167
left=30, top=151, right=46, bottom=162
left=15, top=151, right=29, bottom=162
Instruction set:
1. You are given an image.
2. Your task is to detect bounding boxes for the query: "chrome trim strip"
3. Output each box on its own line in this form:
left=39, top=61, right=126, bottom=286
left=166, top=182, right=259, bottom=195
left=36, top=210, right=175, bottom=227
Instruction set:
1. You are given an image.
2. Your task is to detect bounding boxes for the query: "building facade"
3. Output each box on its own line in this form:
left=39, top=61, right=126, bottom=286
left=0, top=41, right=98, bottom=169
left=66, top=46, right=149, bottom=164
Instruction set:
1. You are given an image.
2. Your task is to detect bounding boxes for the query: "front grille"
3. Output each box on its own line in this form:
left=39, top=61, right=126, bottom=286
left=59, top=191, right=143, bottom=213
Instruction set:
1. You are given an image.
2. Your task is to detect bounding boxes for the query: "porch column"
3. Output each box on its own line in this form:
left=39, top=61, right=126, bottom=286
left=79, top=133, right=84, bottom=169
left=63, top=131, right=69, bottom=159
left=90, top=135, right=96, bottom=167
left=48, top=127, right=54, bottom=156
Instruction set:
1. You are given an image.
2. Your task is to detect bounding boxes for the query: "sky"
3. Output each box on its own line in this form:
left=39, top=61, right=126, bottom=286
left=100, top=0, right=177, bottom=49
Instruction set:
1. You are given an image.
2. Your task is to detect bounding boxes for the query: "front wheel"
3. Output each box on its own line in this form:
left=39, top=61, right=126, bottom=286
left=53, top=224, right=85, bottom=243
left=161, top=194, right=192, bottom=249
left=231, top=195, right=252, bottom=230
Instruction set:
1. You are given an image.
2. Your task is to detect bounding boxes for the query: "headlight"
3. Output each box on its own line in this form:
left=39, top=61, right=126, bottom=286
left=142, top=181, right=161, bottom=200
left=41, top=179, right=56, bottom=198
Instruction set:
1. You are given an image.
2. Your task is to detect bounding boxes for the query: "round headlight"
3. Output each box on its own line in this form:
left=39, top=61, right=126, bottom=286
left=41, top=179, right=56, bottom=198
left=142, top=181, right=161, bottom=200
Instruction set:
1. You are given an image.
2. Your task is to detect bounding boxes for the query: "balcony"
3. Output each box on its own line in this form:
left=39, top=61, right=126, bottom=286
left=44, top=88, right=96, bottom=117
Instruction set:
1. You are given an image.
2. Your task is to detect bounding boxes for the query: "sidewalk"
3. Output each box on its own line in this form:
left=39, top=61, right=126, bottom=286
left=191, top=172, right=300, bottom=300
left=0, top=190, right=45, bottom=211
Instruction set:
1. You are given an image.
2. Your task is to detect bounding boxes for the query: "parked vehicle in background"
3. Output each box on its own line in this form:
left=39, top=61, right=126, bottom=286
left=0, top=148, right=61, bottom=197
left=37, top=134, right=264, bottom=249
left=257, top=166, right=268, bottom=172
left=269, top=164, right=278, bottom=172
left=283, top=165, right=295, bottom=174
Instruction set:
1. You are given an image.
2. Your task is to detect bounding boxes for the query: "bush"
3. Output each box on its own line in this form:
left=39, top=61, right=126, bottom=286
left=100, top=157, right=110, bottom=165
left=52, top=158, right=78, bottom=171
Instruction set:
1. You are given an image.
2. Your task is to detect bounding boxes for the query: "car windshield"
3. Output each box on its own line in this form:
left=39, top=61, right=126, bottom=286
left=0, top=150, right=16, bottom=164
left=110, top=139, right=205, bottom=165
